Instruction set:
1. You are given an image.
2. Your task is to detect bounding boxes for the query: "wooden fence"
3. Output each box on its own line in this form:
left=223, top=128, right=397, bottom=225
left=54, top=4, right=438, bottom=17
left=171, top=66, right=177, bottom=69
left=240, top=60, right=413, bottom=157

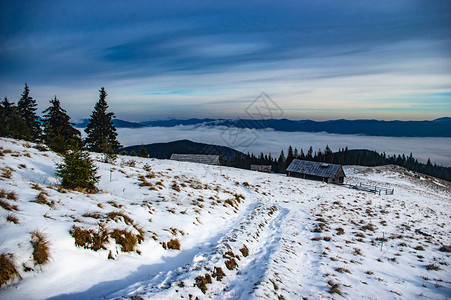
left=341, top=183, right=394, bottom=195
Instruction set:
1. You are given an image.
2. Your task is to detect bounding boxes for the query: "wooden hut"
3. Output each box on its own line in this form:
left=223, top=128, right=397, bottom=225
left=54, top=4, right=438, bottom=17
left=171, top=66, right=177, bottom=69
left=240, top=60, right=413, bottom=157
left=286, top=159, right=345, bottom=183
left=170, top=154, right=220, bottom=165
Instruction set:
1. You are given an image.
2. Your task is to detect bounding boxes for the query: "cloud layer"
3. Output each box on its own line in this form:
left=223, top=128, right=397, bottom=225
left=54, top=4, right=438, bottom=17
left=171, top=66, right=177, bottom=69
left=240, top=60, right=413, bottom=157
left=115, top=126, right=451, bottom=166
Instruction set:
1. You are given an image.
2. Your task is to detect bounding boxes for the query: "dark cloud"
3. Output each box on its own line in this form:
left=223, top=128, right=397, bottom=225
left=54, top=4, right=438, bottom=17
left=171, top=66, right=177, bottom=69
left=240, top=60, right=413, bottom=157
left=0, top=1, right=450, bottom=119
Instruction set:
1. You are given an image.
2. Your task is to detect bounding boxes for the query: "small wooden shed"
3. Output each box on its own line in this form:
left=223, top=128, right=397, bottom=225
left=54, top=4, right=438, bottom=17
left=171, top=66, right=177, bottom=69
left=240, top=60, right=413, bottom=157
left=170, top=154, right=220, bottom=165
left=250, top=165, right=272, bottom=173
left=286, top=159, right=345, bottom=184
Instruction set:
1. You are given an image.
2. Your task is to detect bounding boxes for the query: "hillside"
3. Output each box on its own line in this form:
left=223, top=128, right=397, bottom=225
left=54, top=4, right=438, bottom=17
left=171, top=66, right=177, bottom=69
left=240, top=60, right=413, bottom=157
left=0, top=138, right=450, bottom=299
left=120, top=139, right=246, bottom=159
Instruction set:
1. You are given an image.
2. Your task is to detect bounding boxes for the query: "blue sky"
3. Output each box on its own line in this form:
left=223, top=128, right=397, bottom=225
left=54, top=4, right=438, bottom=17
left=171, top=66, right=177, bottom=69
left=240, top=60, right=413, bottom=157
left=0, top=0, right=450, bottom=121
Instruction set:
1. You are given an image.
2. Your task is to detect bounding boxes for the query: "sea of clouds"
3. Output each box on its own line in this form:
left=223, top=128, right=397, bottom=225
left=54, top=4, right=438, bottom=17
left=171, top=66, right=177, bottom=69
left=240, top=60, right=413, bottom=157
left=116, top=125, right=451, bottom=167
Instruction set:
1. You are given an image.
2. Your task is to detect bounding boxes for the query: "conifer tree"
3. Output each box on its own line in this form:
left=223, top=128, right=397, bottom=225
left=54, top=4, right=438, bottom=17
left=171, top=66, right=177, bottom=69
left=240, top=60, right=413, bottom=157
left=42, top=96, right=82, bottom=152
left=0, top=97, right=31, bottom=139
left=285, top=145, right=294, bottom=169
left=84, top=87, right=122, bottom=152
left=324, top=145, right=332, bottom=163
left=306, top=146, right=314, bottom=160
left=278, top=150, right=286, bottom=173
left=18, top=83, right=41, bottom=141
left=56, top=149, right=99, bottom=190
left=139, top=143, right=149, bottom=158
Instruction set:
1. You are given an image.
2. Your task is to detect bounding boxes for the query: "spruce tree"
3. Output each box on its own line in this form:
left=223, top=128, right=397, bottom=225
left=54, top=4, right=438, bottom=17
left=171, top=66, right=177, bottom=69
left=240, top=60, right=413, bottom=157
left=285, top=145, right=294, bottom=169
left=56, top=149, right=99, bottom=190
left=84, top=87, right=122, bottom=152
left=278, top=150, right=286, bottom=173
left=139, top=143, right=149, bottom=158
left=42, top=96, right=82, bottom=152
left=18, top=83, right=41, bottom=141
left=0, top=97, right=31, bottom=140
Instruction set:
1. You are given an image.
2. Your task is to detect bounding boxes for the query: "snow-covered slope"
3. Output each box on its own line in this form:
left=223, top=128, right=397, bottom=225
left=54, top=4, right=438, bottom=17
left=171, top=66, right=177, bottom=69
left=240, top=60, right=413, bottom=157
left=0, top=138, right=449, bottom=299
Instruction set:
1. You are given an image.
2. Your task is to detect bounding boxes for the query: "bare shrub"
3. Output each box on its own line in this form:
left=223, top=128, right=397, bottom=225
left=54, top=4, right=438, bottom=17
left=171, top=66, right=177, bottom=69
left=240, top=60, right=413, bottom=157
left=31, top=231, right=50, bottom=265
left=0, top=253, right=20, bottom=286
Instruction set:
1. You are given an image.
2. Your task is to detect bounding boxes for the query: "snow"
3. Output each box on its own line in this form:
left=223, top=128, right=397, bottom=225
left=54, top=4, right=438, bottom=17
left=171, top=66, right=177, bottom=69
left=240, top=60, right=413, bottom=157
left=0, top=137, right=450, bottom=299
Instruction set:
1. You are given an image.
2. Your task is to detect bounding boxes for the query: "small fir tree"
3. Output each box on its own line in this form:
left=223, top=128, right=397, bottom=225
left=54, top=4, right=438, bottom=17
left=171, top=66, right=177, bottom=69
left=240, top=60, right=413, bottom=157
left=42, top=96, right=82, bottom=152
left=139, top=143, right=149, bottom=158
left=56, top=149, right=99, bottom=190
left=84, top=87, right=122, bottom=152
left=18, top=83, right=41, bottom=141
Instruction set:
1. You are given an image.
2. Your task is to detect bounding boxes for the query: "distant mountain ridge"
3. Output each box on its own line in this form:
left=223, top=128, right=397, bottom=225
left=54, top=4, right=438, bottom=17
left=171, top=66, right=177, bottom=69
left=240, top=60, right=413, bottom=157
left=119, top=139, right=246, bottom=160
left=76, top=117, right=451, bottom=137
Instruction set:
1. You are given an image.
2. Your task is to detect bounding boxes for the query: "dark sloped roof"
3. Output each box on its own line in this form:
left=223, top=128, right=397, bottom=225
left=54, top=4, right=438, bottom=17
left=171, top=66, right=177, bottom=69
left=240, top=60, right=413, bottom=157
left=170, top=154, right=220, bottom=165
left=286, top=159, right=344, bottom=178
left=250, top=165, right=272, bottom=172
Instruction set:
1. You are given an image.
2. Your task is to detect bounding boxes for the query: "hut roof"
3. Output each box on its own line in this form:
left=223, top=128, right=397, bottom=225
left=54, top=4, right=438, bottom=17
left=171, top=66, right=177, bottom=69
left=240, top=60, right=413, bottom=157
left=170, top=154, right=220, bottom=165
left=286, top=159, right=344, bottom=178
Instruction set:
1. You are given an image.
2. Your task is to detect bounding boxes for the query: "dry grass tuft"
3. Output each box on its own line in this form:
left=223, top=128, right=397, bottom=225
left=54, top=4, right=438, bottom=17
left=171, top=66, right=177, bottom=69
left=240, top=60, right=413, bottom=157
left=111, top=229, right=138, bottom=252
left=239, top=245, right=249, bottom=257
left=328, top=283, right=342, bottom=295
left=171, top=182, right=181, bottom=192
left=335, top=267, right=351, bottom=274
left=425, top=263, right=442, bottom=271
left=82, top=211, right=104, bottom=219
left=70, top=226, right=109, bottom=251
left=225, top=257, right=238, bottom=270
left=0, top=199, right=19, bottom=211
left=166, top=238, right=181, bottom=250
left=107, top=211, right=134, bottom=225
left=212, top=266, right=226, bottom=281
left=31, top=183, right=43, bottom=191
left=0, top=253, right=20, bottom=286
left=195, top=275, right=208, bottom=294
left=6, top=214, right=19, bottom=224
left=31, top=231, right=50, bottom=265
left=31, top=191, right=55, bottom=208
left=361, top=223, right=376, bottom=232
left=1, top=167, right=13, bottom=179
left=335, top=227, right=345, bottom=235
